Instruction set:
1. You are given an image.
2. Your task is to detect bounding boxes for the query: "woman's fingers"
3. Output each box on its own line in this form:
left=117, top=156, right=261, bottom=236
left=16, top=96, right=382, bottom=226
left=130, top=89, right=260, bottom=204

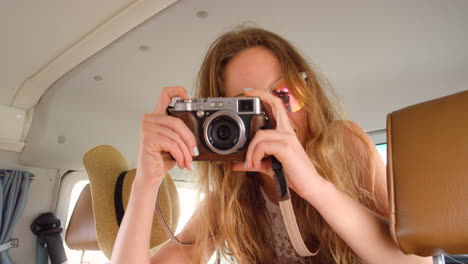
left=154, top=86, right=190, bottom=115
left=141, top=114, right=194, bottom=170
left=157, top=136, right=185, bottom=169
left=136, top=86, right=193, bottom=184
left=142, top=123, right=185, bottom=169
left=244, top=129, right=289, bottom=169
left=233, top=131, right=290, bottom=176
left=156, top=125, right=193, bottom=170
left=242, top=88, right=293, bottom=132
left=145, top=114, right=198, bottom=156
left=250, top=140, right=284, bottom=170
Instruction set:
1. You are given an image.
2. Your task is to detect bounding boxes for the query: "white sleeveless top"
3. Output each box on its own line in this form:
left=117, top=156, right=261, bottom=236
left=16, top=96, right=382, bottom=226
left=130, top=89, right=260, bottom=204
left=261, top=188, right=314, bottom=264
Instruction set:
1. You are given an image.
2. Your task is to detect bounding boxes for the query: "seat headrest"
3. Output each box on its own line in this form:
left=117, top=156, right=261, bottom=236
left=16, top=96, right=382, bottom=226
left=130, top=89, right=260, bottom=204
left=65, top=183, right=100, bottom=250
left=386, top=90, right=468, bottom=256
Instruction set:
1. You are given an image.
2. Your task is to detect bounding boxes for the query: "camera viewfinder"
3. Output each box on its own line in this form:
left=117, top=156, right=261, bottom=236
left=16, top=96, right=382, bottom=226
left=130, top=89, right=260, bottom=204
left=238, top=99, right=254, bottom=112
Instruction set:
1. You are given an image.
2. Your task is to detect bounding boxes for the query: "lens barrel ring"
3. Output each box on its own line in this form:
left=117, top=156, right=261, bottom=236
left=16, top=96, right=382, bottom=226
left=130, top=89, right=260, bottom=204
left=203, top=110, right=246, bottom=155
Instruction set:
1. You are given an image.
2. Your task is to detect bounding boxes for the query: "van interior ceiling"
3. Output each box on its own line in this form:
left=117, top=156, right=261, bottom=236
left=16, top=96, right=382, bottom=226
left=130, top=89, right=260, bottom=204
left=1, top=0, right=467, bottom=264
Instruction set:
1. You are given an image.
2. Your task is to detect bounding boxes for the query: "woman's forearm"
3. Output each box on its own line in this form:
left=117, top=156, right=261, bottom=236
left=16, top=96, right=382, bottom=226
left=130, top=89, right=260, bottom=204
left=304, top=177, right=432, bottom=264
left=111, top=176, right=160, bottom=264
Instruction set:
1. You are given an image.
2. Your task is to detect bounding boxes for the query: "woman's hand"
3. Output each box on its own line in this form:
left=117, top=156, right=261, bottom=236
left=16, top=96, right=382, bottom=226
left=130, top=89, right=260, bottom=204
left=136, top=86, right=198, bottom=185
left=232, top=88, right=321, bottom=199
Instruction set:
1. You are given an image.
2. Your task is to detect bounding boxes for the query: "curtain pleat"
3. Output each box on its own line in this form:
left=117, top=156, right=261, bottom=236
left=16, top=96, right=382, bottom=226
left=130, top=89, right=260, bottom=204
left=0, top=170, right=33, bottom=264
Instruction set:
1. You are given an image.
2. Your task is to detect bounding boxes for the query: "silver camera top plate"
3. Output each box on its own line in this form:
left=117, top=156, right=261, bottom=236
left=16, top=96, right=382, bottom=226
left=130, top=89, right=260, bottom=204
left=173, top=97, right=262, bottom=115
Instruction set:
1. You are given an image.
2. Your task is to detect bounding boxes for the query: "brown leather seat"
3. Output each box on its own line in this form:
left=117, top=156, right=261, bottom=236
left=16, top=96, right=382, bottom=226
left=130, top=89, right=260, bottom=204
left=65, top=183, right=100, bottom=250
left=386, top=90, right=468, bottom=256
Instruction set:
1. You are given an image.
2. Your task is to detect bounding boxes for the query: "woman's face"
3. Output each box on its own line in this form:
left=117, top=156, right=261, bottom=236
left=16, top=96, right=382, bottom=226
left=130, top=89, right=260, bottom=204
left=223, top=46, right=308, bottom=145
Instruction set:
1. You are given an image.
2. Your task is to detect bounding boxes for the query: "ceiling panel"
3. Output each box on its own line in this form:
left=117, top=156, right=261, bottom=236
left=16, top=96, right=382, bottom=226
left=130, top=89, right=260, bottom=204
left=18, top=0, right=468, bottom=172
left=0, top=0, right=135, bottom=105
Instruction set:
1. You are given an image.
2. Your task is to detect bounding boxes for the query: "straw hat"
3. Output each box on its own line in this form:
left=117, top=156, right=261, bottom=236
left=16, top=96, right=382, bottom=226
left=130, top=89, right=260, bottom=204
left=82, top=145, right=180, bottom=259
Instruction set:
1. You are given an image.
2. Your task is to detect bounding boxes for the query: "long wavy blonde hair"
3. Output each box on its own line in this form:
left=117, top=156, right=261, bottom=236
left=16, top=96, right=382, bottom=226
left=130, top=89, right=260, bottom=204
left=190, top=27, right=381, bottom=264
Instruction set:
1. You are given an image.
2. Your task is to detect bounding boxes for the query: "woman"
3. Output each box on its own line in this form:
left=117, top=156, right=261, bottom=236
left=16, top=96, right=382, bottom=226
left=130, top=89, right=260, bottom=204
left=111, top=27, right=432, bottom=263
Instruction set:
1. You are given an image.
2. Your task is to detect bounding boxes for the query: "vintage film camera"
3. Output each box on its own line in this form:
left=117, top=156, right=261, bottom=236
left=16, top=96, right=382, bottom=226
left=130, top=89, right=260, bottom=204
left=168, top=97, right=269, bottom=161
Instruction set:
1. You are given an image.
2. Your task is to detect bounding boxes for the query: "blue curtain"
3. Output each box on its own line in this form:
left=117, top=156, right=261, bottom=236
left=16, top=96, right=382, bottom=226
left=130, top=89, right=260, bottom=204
left=0, top=170, right=32, bottom=264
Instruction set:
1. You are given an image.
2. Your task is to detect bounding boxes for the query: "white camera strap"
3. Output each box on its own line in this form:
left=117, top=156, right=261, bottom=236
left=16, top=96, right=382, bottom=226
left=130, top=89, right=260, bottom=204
left=155, top=157, right=320, bottom=256
left=271, top=156, right=320, bottom=256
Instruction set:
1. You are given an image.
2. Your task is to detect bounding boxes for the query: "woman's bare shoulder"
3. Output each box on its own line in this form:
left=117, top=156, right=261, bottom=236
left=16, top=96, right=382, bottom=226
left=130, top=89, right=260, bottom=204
left=334, top=120, right=367, bottom=139
left=332, top=120, right=372, bottom=152
left=334, top=120, right=390, bottom=218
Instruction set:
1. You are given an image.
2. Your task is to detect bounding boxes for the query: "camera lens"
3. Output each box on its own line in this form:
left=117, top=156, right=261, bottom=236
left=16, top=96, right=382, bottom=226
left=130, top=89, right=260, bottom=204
left=217, top=125, right=231, bottom=140
left=203, top=110, right=246, bottom=155
left=208, top=116, right=239, bottom=151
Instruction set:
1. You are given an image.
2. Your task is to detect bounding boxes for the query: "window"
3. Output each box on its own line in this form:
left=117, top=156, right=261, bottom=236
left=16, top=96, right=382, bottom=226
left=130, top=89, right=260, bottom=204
left=376, top=143, right=387, bottom=164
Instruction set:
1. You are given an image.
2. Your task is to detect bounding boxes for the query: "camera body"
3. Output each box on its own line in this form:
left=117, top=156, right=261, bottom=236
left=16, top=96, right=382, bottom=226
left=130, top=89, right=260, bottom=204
left=168, top=97, right=269, bottom=161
